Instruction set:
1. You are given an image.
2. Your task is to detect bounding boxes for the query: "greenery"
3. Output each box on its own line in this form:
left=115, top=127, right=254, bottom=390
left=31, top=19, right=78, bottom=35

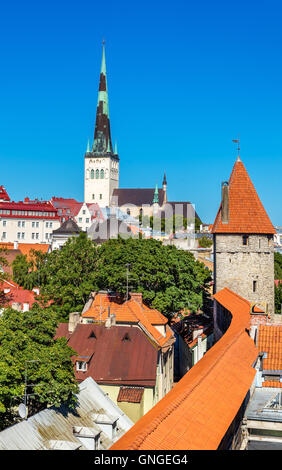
left=0, top=305, right=78, bottom=430
left=12, top=233, right=211, bottom=321
left=138, top=214, right=202, bottom=233
left=274, top=252, right=282, bottom=280
left=0, top=248, right=9, bottom=307
left=198, top=236, right=213, bottom=248
left=275, top=283, right=282, bottom=315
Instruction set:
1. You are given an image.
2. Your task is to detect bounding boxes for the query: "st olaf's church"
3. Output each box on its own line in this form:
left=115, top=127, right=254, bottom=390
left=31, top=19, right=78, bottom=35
left=83, top=42, right=199, bottom=222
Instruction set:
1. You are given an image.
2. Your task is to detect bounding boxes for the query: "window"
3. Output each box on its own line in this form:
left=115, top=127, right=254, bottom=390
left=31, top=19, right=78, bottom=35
left=100, top=169, right=104, bottom=179
left=21, top=233, right=25, bottom=239
left=3, top=220, right=6, bottom=227
left=18, top=221, right=21, bottom=227
left=32, top=221, right=35, bottom=228
left=22, top=221, right=25, bottom=228
left=253, top=280, right=257, bottom=293
left=127, top=208, right=131, bottom=215
left=79, top=218, right=82, bottom=223
left=49, top=222, right=52, bottom=228
left=45, top=233, right=49, bottom=240
left=36, top=233, right=39, bottom=240
left=96, top=169, right=99, bottom=179
left=242, top=235, right=249, bottom=246
left=86, top=218, right=89, bottom=223
left=83, top=210, right=86, bottom=215
left=17, top=232, right=21, bottom=239
left=32, top=233, right=35, bottom=239
left=92, top=194, right=95, bottom=200
left=46, top=222, right=49, bottom=228
left=76, top=361, right=87, bottom=371
left=91, top=169, right=95, bottom=179
left=99, top=194, right=102, bottom=200
left=36, top=222, right=39, bottom=228
left=2, top=232, right=6, bottom=239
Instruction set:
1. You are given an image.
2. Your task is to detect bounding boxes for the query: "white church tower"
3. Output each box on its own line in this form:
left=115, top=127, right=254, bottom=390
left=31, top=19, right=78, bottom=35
left=84, top=42, right=119, bottom=207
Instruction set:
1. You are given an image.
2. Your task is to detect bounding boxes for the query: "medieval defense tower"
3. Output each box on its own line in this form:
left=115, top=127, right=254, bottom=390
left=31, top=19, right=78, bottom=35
left=212, top=154, right=276, bottom=317
left=84, top=42, right=119, bottom=207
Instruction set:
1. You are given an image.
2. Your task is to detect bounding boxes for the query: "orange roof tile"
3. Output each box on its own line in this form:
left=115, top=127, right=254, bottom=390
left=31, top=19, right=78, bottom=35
left=110, top=288, right=258, bottom=450
left=212, top=158, right=276, bottom=234
left=82, top=292, right=173, bottom=348
left=257, top=325, right=282, bottom=376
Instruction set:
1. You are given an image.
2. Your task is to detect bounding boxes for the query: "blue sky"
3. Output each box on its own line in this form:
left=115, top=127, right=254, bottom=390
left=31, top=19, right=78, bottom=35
left=0, top=0, right=281, bottom=225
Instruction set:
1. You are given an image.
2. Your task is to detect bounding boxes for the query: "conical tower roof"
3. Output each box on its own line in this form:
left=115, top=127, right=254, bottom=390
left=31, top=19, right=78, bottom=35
left=212, top=158, right=275, bottom=234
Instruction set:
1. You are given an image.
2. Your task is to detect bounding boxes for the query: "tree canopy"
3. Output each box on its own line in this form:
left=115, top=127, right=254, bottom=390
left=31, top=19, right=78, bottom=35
left=274, top=252, right=282, bottom=280
left=0, top=305, right=78, bottom=430
left=11, top=233, right=212, bottom=321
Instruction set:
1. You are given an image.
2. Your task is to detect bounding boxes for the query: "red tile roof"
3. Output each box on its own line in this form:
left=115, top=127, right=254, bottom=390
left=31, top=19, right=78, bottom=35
left=257, top=325, right=282, bottom=384
left=117, top=387, right=144, bottom=404
left=55, top=324, right=158, bottom=387
left=0, top=279, right=38, bottom=309
left=212, top=159, right=276, bottom=234
left=0, top=186, right=10, bottom=202
left=82, top=292, right=174, bottom=348
left=110, top=288, right=258, bottom=450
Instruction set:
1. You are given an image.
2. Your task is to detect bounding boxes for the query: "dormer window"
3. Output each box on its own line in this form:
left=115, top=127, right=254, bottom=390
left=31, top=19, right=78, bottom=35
left=76, top=361, right=87, bottom=371
left=122, top=333, right=131, bottom=342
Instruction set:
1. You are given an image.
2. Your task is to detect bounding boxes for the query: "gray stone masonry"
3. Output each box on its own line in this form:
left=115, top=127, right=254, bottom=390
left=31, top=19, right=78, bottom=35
left=214, top=234, right=274, bottom=317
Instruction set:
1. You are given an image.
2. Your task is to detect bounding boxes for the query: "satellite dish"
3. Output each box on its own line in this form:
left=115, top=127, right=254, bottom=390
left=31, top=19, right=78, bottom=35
left=18, top=403, right=28, bottom=419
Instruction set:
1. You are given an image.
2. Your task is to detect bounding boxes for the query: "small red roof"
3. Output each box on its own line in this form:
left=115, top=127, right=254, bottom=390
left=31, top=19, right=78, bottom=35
left=117, top=387, right=144, bottom=403
left=0, top=186, right=10, bottom=202
left=212, top=158, right=276, bottom=234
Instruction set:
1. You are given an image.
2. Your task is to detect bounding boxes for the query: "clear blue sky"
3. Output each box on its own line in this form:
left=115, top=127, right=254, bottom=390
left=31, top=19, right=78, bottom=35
left=0, top=0, right=281, bottom=225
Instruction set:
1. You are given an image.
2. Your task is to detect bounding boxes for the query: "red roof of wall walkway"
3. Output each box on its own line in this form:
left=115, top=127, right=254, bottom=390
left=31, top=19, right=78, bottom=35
left=110, top=287, right=258, bottom=450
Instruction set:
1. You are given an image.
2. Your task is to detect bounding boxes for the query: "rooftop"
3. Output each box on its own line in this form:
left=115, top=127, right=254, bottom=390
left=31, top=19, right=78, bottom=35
left=110, top=287, right=258, bottom=450
left=212, top=158, right=276, bottom=234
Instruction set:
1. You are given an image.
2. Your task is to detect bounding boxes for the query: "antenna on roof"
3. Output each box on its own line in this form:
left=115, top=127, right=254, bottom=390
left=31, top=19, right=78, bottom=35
left=232, top=135, right=240, bottom=161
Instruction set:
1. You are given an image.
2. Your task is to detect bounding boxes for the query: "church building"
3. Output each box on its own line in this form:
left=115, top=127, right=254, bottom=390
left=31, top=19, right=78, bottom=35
left=84, top=43, right=200, bottom=224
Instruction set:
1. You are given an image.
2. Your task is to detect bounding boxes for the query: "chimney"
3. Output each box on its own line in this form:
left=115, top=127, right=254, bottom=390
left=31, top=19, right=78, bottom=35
left=130, top=292, right=143, bottom=305
left=221, top=182, right=229, bottom=224
left=68, top=312, right=80, bottom=333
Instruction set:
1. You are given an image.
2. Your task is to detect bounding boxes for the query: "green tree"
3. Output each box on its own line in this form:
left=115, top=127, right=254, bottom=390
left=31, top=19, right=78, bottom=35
left=38, top=233, right=99, bottom=321
left=0, top=305, right=78, bottom=430
left=275, top=283, right=282, bottom=315
left=0, top=248, right=9, bottom=307
left=94, top=237, right=211, bottom=317
left=198, top=236, right=213, bottom=248
left=274, top=252, right=282, bottom=280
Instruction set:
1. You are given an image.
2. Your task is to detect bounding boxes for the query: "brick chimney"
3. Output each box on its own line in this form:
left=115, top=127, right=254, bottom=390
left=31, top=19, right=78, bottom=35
left=221, top=181, right=229, bottom=224
left=68, top=312, right=80, bottom=333
left=130, top=292, right=143, bottom=305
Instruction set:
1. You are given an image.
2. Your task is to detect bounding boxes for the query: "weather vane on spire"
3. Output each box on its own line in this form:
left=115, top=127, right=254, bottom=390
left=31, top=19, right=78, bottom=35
left=232, top=135, right=240, bottom=159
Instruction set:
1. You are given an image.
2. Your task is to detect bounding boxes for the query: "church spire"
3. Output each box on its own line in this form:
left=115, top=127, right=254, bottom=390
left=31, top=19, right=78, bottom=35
left=92, top=41, right=113, bottom=154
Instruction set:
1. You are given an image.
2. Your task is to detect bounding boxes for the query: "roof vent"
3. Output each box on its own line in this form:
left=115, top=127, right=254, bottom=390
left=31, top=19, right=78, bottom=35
left=122, top=332, right=131, bottom=342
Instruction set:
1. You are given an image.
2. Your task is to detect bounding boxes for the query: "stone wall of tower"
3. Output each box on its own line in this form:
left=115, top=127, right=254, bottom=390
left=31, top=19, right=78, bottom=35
left=213, top=233, right=274, bottom=316
left=84, top=154, right=119, bottom=206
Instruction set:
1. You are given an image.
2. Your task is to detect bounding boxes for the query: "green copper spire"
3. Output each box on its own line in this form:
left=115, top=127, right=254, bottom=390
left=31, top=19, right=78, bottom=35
left=114, top=139, right=118, bottom=155
left=86, top=138, right=90, bottom=153
left=92, top=40, right=113, bottom=154
left=153, top=184, right=159, bottom=204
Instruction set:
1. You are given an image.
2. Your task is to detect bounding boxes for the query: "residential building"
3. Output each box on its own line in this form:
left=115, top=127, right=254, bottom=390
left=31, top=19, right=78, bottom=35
left=56, top=291, right=175, bottom=422
left=87, top=214, right=137, bottom=244
left=0, top=377, right=133, bottom=450
left=51, top=218, right=81, bottom=251
left=0, top=194, right=60, bottom=244
left=49, top=197, right=103, bottom=232
left=0, top=279, right=39, bottom=313
left=212, top=155, right=276, bottom=318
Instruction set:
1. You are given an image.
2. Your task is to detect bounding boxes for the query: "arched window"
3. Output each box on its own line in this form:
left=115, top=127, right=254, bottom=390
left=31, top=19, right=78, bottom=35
left=100, top=169, right=104, bottom=179
left=90, top=169, right=94, bottom=179
left=96, top=169, right=100, bottom=179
